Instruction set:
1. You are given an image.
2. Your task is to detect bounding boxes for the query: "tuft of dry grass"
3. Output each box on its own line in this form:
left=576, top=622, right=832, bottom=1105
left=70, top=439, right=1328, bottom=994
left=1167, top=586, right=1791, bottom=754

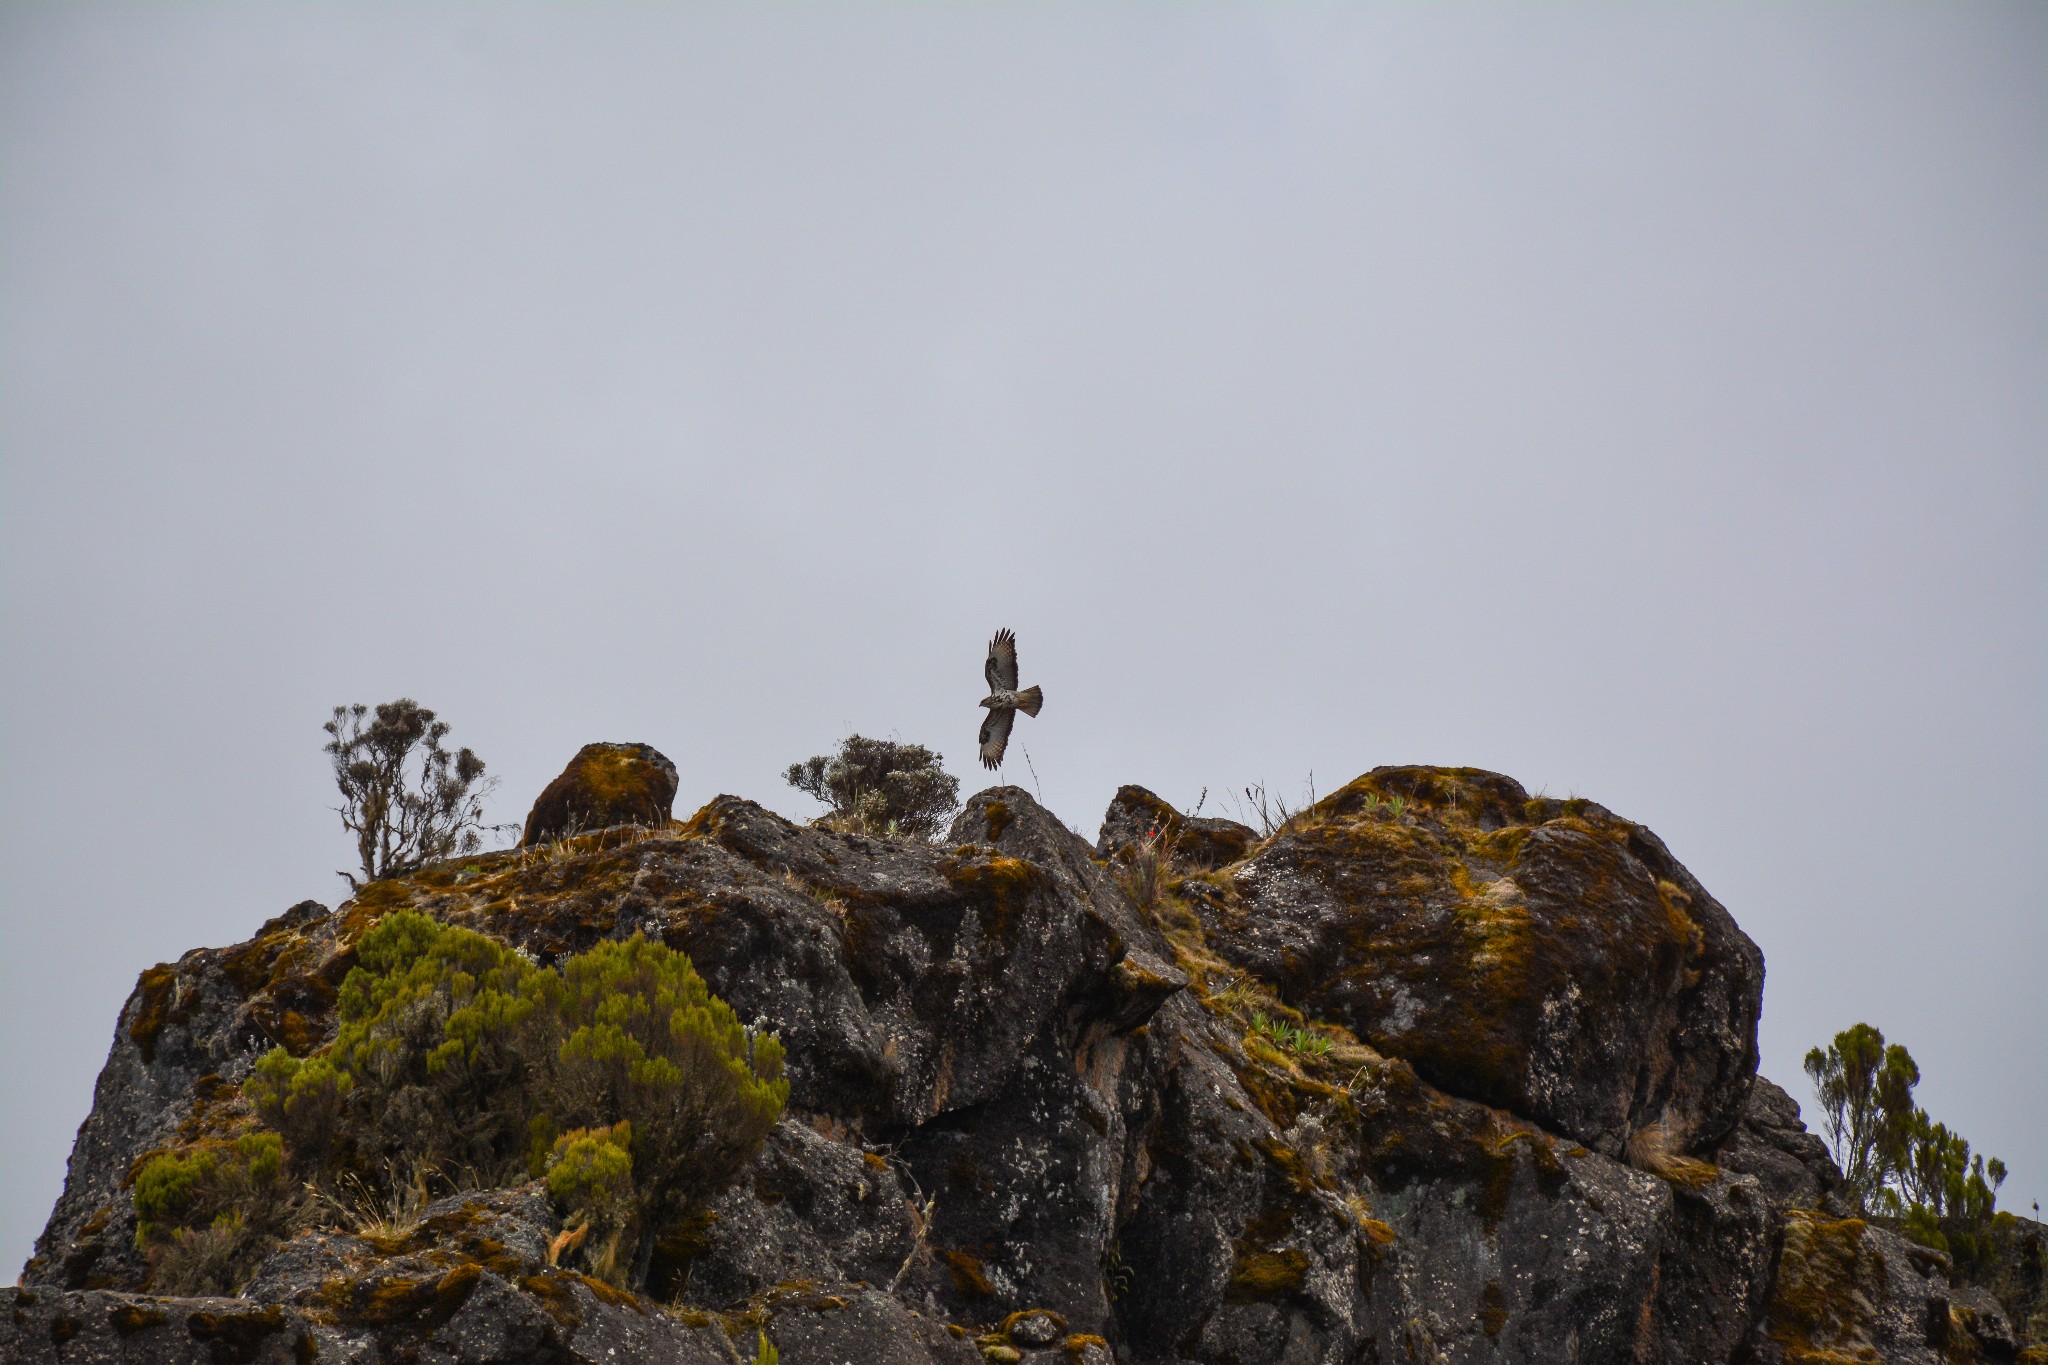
left=308, top=1158, right=439, bottom=1241
left=1113, top=825, right=1176, bottom=911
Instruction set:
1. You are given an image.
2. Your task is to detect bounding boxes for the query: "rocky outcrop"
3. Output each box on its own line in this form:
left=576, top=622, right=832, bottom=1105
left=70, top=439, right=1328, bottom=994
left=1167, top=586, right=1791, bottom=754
left=1181, top=767, right=1763, bottom=1157
left=1745, top=1211, right=2001, bottom=1365
left=16, top=762, right=2029, bottom=1363
left=1095, top=785, right=1256, bottom=872
left=521, top=742, right=679, bottom=845
left=1719, top=1075, right=1852, bottom=1215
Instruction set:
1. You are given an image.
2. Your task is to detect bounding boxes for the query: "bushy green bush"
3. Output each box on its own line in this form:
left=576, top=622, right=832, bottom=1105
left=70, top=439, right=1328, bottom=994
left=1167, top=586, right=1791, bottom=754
left=139, top=912, right=785, bottom=1296
left=132, top=1132, right=287, bottom=1294
left=547, top=1122, right=636, bottom=1281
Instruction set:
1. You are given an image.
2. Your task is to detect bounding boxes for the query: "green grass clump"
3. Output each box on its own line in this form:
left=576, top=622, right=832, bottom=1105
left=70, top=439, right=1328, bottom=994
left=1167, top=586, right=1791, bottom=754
left=1251, top=1012, right=1333, bottom=1059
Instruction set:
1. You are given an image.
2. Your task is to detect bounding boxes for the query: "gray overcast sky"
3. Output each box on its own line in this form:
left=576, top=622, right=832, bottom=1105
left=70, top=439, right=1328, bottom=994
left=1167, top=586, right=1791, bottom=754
left=3, top=3, right=2043, bottom=1273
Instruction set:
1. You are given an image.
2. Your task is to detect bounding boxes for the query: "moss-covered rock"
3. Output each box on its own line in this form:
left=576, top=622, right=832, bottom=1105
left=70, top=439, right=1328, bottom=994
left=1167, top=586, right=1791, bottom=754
left=1748, top=1210, right=2001, bottom=1364
left=1189, top=765, right=1763, bottom=1158
left=522, top=742, right=680, bottom=845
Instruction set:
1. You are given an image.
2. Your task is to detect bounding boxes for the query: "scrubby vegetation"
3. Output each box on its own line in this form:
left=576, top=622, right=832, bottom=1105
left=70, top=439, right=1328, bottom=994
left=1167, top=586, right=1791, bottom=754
left=135, top=912, right=786, bottom=1296
left=784, top=734, right=960, bottom=840
left=1805, top=1022, right=2009, bottom=1273
left=326, top=700, right=505, bottom=888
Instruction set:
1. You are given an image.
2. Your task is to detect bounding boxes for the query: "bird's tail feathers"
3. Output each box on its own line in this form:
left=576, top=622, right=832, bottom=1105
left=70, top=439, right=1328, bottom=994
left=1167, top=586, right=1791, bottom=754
left=1016, top=685, right=1043, bottom=717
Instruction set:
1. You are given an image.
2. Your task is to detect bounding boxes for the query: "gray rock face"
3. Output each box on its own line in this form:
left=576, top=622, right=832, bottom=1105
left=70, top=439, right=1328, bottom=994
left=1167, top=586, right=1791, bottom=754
left=30, top=896, right=338, bottom=1293
left=1744, top=1212, right=1970, bottom=1365
left=1717, top=1074, right=1851, bottom=1215
left=21, top=766, right=1972, bottom=1365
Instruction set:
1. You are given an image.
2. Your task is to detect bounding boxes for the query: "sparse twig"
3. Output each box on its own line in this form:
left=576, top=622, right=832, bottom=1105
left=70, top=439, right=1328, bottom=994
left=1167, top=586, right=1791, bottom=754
left=888, top=1166, right=939, bottom=1295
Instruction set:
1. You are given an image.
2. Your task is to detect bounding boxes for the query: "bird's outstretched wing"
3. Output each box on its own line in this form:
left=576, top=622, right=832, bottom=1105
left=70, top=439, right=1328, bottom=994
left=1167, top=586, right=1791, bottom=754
left=979, top=707, right=1015, bottom=769
left=985, top=628, right=1019, bottom=692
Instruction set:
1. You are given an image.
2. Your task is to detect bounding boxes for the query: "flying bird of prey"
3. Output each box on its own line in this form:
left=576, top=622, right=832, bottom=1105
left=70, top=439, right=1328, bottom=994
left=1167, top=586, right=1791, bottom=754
left=978, top=628, right=1044, bottom=770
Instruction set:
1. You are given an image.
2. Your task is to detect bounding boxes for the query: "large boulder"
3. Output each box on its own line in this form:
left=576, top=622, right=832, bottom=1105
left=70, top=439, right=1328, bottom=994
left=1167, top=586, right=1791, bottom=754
left=1182, top=766, right=1764, bottom=1156
left=521, top=741, right=679, bottom=845
left=1096, top=784, right=1257, bottom=872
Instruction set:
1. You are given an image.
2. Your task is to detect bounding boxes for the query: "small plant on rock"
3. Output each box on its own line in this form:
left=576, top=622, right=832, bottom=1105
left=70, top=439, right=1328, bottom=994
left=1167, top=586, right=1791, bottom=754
left=132, top=1132, right=288, bottom=1294
left=1228, top=776, right=1320, bottom=839
left=784, top=734, right=961, bottom=841
left=1115, top=825, right=1175, bottom=911
left=1251, top=1012, right=1333, bottom=1059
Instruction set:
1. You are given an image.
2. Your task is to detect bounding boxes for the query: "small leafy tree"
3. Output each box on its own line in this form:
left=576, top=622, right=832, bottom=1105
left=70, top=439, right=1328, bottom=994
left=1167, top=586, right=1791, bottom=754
left=1886, top=1109, right=2008, bottom=1273
left=1804, top=1022, right=1919, bottom=1209
left=326, top=699, right=502, bottom=888
left=784, top=734, right=960, bottom=840
left=1805, top=1021, right=2009, bottom=1274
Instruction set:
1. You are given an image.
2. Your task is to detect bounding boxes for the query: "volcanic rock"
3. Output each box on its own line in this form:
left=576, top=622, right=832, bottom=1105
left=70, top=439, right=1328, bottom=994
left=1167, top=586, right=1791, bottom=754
left=522, top=741, right=679, bottom=845
left=1182, top=766, right=1763, bottom=1156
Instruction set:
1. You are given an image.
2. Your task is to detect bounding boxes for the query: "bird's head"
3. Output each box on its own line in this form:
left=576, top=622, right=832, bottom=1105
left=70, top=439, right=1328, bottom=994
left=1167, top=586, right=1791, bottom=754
left=977, top=695, right=997, bottom=709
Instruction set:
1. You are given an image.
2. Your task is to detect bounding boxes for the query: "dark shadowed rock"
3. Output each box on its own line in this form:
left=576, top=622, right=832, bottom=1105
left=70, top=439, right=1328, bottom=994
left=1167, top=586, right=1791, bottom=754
left=1183, top=766, right=1763, bottom=1157
left=1717, top=1074, right=1851, bottom=1215
left=1096, top=784, right=1257, bottom=872
left=7, top=1183, right=739, bottom=1363
left=682, top=1118, right=917, bottom=1305
left=522, top=741, right=679, bottom=845
left=763, top=1287, right=982, bottom=1365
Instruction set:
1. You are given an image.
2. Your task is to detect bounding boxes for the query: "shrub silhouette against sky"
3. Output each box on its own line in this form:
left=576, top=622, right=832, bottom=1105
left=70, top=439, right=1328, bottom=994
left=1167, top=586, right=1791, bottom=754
left=325, top=699, right=502, bottom=888
left=784, top=733, right=960, bottom=841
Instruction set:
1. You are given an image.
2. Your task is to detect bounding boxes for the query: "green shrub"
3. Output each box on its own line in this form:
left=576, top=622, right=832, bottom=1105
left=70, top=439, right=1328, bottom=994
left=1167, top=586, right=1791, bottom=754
left=158, top=912, right=786, bottom=1296
left=547, top=1122, right=636, bottom=1282
left=132, top=1133, right=288, bottom=1294
left=245, top=1052, right=353, bottom=1163
left=548, top=932, right=787, bottom=1285
left=133, top=1147, right=219, bottom=1236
